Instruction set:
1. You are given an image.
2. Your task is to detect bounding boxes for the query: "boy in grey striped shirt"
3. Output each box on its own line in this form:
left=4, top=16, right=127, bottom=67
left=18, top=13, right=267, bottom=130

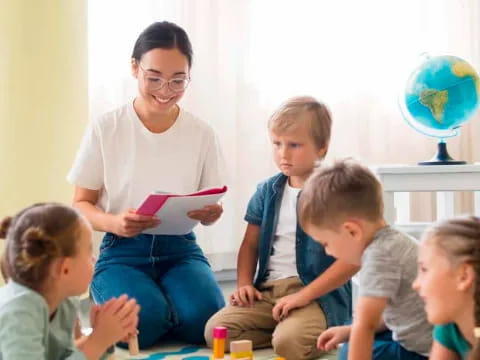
left=298, top=159, right=432, bottom=360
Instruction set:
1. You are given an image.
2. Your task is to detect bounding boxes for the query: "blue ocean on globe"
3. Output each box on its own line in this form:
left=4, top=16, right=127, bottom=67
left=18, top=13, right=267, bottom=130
left=402, top=55, right=480, bottom=139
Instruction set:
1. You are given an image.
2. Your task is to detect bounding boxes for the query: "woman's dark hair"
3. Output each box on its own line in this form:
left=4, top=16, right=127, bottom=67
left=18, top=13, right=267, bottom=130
left=132, top=21, right=193, bottom=68
left=0, top=203, right=82, bottom=291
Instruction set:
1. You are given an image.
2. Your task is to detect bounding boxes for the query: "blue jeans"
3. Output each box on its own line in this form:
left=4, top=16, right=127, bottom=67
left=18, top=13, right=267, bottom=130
left=91, top=233, right=225, bottom=349
left=338, top=330, right=428, bottom=360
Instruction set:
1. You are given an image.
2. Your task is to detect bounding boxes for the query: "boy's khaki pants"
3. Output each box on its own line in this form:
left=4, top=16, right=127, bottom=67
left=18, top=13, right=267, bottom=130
left=204, top=277, right=328, bottom=360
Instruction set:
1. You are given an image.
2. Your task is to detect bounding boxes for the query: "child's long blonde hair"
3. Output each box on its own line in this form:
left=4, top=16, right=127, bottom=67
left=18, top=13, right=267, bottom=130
left=425, top=216, right=480, bottom=359
left=0, top=203, right=82, bottom=291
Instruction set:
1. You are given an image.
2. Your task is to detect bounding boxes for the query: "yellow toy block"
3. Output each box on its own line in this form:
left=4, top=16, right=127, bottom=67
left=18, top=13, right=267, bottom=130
left=230, top=340, right=253, bottom=359
left=212, top=326, right=227, bottom=359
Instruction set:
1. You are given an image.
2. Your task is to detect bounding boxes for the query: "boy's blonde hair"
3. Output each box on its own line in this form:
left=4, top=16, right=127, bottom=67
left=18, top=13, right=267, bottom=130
left=299, top=159, right=384, bottom=229
left=423, top=216, right=480, bottom=360
left=268, top=96, right=332, bottom=156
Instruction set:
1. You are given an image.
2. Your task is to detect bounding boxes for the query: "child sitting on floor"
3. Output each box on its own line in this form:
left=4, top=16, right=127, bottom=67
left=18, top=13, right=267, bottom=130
left=0, top=202, right=139, bottom=359
left=205, top=97, right=356, bottom=360
left=299, top=159, right=432, bottom=360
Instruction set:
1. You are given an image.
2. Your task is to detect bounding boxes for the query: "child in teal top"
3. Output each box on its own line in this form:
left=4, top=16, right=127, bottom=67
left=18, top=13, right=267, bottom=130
left=0, top=203, right=140, bottom=359
left=413, top=216, right=480, bottom=359
left=433, top=323, right=471, bottom=359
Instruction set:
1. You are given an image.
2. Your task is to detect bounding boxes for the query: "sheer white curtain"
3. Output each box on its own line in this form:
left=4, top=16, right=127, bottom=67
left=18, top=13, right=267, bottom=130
left=88, top=0, right=480, bottom=269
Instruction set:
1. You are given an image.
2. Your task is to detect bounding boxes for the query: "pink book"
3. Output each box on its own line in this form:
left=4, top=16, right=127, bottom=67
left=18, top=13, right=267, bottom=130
left=136, top=186, right=228, bottom=216
left=136, top=186, right=228, bottom=235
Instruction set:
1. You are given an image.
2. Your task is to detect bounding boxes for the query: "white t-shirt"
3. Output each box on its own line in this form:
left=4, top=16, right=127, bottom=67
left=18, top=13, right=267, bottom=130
left=67, top=100, right=227, bottom=217
left=267, top=182, right=301, bottom=281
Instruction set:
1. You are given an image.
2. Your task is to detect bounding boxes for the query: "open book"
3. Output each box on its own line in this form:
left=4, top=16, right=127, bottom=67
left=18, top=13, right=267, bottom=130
left=136, top=186, right=227, bottom=235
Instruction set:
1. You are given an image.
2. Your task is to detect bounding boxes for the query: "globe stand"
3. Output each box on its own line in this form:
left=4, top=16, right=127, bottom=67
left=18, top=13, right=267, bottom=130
left=419, top=140, right=466, bottom=165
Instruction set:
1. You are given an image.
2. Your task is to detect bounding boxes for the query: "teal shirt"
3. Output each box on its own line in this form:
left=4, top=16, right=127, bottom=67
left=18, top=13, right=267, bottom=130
left=0, top=281, right=86, bottom=360
left=433, top=323, right=471, bottom=359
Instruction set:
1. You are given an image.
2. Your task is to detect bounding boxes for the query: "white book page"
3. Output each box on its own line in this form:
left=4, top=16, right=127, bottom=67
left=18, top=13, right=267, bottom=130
left=142, top=193, right=225, bottom=235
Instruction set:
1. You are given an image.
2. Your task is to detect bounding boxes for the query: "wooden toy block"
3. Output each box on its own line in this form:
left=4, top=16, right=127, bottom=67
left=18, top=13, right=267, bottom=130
left=230, top=339, right=253, bottom=359
left=212, top=326, right=227, bottom=359
left=128, top=335, right=139, bottom=355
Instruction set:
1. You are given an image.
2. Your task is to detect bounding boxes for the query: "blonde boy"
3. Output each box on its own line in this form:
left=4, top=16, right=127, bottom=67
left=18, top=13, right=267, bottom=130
left=299, top=160, right=432, bottom=360
left=205, top=97, right=357, bottom=359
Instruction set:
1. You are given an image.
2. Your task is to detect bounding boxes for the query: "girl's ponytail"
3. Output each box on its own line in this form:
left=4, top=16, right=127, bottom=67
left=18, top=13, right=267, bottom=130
left=1, top=203, right=81, bottom=290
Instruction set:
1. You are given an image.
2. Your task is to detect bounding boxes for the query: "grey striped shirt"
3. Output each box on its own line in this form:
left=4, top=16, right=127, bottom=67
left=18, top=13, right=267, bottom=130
left=359, top=226, right=432, bottom=356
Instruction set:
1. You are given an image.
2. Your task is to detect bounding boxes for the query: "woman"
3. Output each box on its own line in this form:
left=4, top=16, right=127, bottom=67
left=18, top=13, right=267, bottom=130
left=68, top=21, right=226, bottom=349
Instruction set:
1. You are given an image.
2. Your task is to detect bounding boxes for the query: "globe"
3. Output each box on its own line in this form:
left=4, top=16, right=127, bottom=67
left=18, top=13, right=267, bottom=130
left=400, top=54, right=480, bottom=164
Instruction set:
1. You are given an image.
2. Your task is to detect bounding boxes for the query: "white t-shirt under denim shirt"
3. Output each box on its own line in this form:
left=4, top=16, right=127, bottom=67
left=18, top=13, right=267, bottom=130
left=359, top=226, right=433, bottom=356
left=67, top=101, right=227, bottom=226
left=267, top=182, right=301, bottom=281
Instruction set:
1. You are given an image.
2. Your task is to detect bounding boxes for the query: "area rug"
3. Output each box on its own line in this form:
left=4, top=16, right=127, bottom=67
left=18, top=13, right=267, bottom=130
left=112, top=343, right=337, bottom=359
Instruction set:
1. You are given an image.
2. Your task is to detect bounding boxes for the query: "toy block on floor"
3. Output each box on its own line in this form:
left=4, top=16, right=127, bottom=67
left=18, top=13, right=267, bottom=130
left=230, top=340, right=253, bottom=359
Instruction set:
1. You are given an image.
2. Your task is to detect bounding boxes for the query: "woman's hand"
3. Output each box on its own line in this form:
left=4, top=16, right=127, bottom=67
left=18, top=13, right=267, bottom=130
left=112, top=209, right=160, bottom=237
left=187, top=203, right=223, bottom=225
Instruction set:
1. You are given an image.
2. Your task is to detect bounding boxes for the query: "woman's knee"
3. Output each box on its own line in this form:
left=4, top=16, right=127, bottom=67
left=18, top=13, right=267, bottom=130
left=91, top=266, right=175, bottom=349
left=174, top=298, right=225, bottom=344
left=177, top=287, right=225, bottom=327
left=203, top=309, right=228, bottom=347
left=134, top=301, right=172, bottom=348
left=92, top=284, right=172, bottom=349
left=201, top=290, right=225, bottom=320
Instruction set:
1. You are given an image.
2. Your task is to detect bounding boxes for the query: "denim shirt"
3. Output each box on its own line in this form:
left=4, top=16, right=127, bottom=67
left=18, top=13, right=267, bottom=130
left=244, top=173, right=352, bottom=327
